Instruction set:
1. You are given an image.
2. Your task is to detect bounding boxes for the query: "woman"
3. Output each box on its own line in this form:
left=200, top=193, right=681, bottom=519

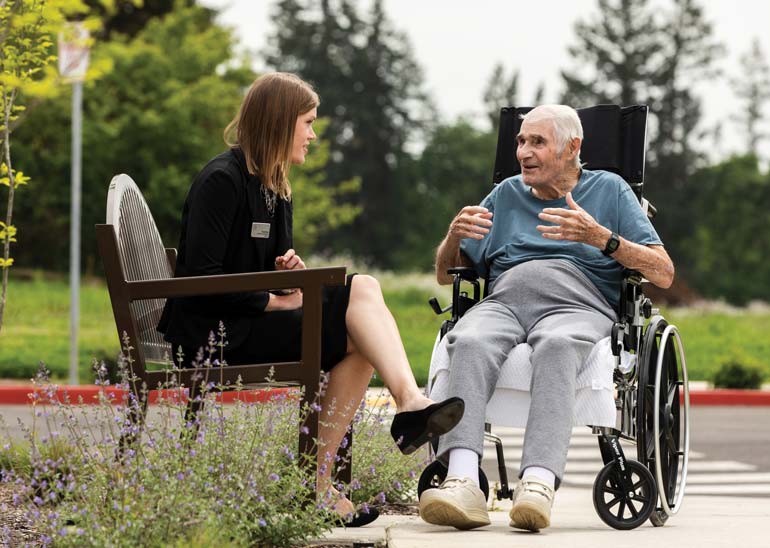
left=158, top=72, right=463, bottom=525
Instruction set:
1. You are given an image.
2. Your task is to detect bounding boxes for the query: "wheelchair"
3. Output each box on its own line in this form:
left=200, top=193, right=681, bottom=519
left=417, top=105, right=691, bottom=530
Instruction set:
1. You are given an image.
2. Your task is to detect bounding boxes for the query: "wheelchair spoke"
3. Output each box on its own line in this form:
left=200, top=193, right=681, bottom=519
left=616, top=500, right=627, bottom=519
left=667, top=383, right=678, bottom=407
left=627, top=499, right=640, bottom=518
left=631, top=492, right=650, bottom=504
left=606, top=495, right=622, bottom=509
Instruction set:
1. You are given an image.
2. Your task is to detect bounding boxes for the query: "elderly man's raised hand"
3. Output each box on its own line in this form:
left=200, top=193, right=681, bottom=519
left=448, top=206, right=493, bottom=242
left=536, top=192, right=611, bottom=248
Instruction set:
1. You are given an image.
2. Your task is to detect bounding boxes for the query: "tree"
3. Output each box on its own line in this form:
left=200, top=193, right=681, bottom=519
left=0, top=0, right=120, bottom=333
left=9, top=3, right=359, bottom=275
left=265, top=0, right=432, bottom=268
left=732, top=38, right=770, bottom=157
left=560, top=0, right=723, bottom=269
left=405, top=120, right=497, bottom=270
left=560, top=0, right=662, bottom=108
left=686, top=155, right=770, bottom=304
left=482, top=63, right=519, bottom=130
left=291, top=119, right=361, bottom=252
left=86, top=0, right=197, bottom=39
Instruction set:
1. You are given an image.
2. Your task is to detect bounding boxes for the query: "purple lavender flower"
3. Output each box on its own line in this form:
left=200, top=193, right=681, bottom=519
left=376, top=492, right=386, bottom=503
left=268, top=473, right=280, bottom=482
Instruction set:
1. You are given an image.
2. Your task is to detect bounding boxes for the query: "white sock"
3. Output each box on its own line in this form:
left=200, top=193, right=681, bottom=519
left=522, top=466, right=555, bottom=488
left=447, top=448, right=479, bottom=486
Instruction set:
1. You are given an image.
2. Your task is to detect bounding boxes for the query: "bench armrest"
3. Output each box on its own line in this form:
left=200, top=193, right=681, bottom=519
left=125, top=267, right=346, bottom=301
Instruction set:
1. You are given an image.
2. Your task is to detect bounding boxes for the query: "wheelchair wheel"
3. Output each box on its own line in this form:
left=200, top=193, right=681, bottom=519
left=636, top=316, right=690, bottom=524
left=417, top=460, right=490, bottom=500
left=592, top=459, right=657, bottom=530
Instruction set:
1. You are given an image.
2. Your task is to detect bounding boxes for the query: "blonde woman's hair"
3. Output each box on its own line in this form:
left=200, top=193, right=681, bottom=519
left=224, top=72, right=320, bottom=199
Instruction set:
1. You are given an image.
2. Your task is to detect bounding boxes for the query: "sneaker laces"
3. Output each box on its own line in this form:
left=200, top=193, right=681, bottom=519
left=441, top=477, right=471, bottom=489
left=519, top=478, right=554, bottom=501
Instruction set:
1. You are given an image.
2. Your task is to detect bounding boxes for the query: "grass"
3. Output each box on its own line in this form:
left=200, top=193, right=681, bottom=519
left=0, top=273, right=118, bottom=381
left=0, top=271, right=768, bottom=386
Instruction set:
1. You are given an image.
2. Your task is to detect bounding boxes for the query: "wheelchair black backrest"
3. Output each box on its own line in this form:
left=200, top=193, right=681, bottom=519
left=492, top=105, right=648, bottom=201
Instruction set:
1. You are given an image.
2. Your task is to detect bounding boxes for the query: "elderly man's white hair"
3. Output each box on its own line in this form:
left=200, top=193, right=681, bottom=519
left=521, top=105, right=583, bottom=167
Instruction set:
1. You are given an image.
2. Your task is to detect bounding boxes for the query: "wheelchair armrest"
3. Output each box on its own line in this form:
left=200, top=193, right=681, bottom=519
left=447, top=267, right=479, bottom=282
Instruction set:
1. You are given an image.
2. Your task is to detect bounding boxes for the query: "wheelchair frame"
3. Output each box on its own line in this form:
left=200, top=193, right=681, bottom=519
left=420, top=104, right=691, bottom=530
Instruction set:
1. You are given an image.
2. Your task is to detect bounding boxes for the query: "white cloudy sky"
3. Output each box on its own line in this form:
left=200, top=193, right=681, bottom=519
left=200, top=0, right=770, bottom=161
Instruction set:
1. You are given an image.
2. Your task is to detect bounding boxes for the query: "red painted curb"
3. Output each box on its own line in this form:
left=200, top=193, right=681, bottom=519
left=0, top=385, right=297, bottom=405
left=0, top=385, right=769, bottom=405
left=686, top=389, right=770, bottom=406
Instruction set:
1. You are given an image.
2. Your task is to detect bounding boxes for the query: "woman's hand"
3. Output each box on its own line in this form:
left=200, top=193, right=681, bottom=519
left=265, top=290, right=303, bottom=311
left=270, top=249, right=305, bottom=310
left=275, top=249, right=306, bottom=270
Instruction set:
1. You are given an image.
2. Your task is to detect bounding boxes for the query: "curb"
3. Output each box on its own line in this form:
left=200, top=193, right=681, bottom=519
left=0, top=384, right=769, bottom=406
left=0, top=385, right=295, bottom=406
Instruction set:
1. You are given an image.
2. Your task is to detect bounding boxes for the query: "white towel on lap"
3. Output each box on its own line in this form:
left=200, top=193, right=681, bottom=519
left=427, top=335, right=634, bottom=428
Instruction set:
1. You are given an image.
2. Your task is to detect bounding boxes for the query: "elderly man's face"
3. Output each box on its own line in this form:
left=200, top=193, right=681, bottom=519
left=516, top=118, right=571, bottom=187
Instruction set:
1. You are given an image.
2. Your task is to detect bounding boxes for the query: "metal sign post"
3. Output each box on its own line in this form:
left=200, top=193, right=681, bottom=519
left=59, top=23, right=90, bottom=385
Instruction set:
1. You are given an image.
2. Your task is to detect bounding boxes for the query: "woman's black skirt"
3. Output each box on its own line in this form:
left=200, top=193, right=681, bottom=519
left=177, top=273, right=356, bottom=373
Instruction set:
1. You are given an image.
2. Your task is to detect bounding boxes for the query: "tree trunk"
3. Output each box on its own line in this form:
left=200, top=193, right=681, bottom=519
left=0, top=89, right=18, bottom=334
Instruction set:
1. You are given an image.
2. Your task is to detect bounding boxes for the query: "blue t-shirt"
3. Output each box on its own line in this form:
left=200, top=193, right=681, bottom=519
left=460, top=169, right=662, bottom=308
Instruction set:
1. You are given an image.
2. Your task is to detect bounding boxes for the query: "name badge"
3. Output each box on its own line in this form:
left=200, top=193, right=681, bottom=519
left=251, top=222, right=271, bottom=239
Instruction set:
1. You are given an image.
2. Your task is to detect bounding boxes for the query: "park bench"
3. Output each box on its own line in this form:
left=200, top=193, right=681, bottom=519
left=95, top=173, right=349, bottom=485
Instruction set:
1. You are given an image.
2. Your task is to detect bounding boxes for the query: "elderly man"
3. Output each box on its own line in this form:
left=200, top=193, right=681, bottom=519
left=419, top=104, right=674, bottom=532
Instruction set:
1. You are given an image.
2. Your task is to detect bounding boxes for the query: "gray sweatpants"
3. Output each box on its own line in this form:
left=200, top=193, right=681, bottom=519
left=436, top=259, right=617, bottom=488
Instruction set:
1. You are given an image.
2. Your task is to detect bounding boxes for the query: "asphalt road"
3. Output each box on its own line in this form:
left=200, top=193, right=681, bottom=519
left=689, top=405, right=770, bottom=471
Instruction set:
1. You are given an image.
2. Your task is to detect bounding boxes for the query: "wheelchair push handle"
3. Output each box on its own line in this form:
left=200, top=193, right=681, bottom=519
left=428, top=297, right=452, bottom=316
left=447, top=267, right=479, bottom=282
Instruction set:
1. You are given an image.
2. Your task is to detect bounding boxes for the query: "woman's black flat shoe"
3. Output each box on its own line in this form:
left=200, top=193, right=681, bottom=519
left=329, top=507, right=380, bottom=528
left=390, top=397, right=465, bottom=455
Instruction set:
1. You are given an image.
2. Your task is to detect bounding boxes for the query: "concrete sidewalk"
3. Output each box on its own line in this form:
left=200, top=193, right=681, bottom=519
left=315, top=487, right=770, bottom=547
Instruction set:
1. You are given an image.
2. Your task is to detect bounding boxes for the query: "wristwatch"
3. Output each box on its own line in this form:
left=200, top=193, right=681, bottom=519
left=602, top=232, right=620, bottom=256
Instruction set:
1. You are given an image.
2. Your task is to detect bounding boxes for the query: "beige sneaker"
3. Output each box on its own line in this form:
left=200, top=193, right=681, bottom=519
left=509, top=476, right=555, bottom=531
left=419, top=476, right=491, bottom=530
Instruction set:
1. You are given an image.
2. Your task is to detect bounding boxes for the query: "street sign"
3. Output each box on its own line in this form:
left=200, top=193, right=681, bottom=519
left=58, top=22, right=90, bottom=81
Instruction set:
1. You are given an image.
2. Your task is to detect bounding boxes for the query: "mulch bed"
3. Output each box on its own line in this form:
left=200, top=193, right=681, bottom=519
left=0, top=483, right=41, bottom=547
left=0, top=485, right=414, bottom=547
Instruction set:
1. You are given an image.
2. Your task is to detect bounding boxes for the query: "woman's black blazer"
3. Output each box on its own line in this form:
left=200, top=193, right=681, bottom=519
left=157, top=147, right=293, bottom=351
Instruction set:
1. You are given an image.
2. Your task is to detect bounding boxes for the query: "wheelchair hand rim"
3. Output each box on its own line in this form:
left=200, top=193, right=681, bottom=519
left=653, top=324, right=690, bottom=517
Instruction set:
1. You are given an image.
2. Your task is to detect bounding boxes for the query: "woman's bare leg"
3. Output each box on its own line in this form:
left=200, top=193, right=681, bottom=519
left=317, top=349, right=373, bottom=515
left=345, top=275, right=433, bottom=413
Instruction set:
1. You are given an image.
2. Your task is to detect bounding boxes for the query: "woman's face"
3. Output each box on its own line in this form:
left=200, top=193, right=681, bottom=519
left=291, top=107, right=317, bottom=164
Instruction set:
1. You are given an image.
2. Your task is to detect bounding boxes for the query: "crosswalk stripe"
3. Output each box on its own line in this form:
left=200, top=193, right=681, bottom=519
left=477, top=426, right=767, bottom=497
left=685, top=485, right=770, bottom=495
left=681, top=472, right=770, bottom=484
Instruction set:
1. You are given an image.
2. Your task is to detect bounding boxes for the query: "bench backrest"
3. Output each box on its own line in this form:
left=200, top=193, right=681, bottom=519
left=105, top=174, right=173, bottom=365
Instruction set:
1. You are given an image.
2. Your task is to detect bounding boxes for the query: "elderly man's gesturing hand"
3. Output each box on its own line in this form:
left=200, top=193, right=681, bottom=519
left=448, top=206, right=494, bottom=242
left=536, top=192, right=611, bottom=249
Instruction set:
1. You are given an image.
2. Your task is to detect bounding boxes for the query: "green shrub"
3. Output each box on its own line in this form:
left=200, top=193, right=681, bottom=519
left=712, top=356, right=765, bottom=389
